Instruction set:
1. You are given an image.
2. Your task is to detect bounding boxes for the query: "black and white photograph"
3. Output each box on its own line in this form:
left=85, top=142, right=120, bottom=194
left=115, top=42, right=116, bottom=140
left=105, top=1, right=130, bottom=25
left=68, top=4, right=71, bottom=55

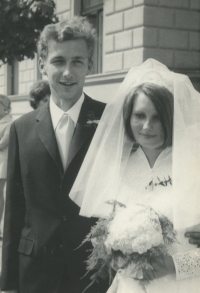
left=0, top=1, right=200, bottom=293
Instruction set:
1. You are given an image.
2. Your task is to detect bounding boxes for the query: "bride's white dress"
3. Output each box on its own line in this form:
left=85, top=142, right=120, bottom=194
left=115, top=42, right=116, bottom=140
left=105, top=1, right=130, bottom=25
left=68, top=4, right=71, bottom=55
left=107, top=147, right=200, bottom=293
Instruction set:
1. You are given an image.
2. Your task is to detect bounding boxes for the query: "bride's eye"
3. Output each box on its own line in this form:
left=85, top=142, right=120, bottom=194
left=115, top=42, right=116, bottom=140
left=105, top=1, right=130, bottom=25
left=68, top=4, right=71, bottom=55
left=153, top=114, right=160, bottom=121
left=134, top=113, right=145, bottom=119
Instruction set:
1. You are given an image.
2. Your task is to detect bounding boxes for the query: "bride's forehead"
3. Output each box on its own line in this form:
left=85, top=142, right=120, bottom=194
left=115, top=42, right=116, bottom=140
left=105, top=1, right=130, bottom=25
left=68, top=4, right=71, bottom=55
left=133, top=93, right=156, bottom=111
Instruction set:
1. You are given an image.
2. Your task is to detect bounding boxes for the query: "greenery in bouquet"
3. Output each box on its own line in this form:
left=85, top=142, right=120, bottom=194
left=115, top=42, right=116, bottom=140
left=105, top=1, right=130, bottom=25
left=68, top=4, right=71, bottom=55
left=82, top=200, right=177, bottom=292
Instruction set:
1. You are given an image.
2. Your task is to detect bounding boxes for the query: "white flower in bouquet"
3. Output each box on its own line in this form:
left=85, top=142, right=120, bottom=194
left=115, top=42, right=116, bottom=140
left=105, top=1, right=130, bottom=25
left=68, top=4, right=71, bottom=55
left=104, top=204, right=164, bottom=255
left=81, top=200, right=177, bottom=292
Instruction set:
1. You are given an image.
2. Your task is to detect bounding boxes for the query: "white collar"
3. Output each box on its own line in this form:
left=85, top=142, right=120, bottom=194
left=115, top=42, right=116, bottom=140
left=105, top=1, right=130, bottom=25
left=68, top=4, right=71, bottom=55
left=50, top=93, right=84, bottom=131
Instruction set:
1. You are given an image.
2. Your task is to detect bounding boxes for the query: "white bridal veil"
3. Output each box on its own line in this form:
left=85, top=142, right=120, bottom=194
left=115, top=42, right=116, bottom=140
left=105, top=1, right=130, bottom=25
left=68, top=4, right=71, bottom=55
left=69, top=59, right=200, bottom=230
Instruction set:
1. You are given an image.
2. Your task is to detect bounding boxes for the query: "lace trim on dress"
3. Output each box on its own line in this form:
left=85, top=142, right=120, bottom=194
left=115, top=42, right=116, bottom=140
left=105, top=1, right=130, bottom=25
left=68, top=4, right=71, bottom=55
left=172, top=250, right=200, bottom=280
left=120, top=146, right=172, bottom=195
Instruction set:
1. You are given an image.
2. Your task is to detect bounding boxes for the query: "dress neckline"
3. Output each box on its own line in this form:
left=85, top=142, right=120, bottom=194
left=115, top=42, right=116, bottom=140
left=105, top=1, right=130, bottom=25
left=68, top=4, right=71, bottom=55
left=136, top=146, right=172, bottom=171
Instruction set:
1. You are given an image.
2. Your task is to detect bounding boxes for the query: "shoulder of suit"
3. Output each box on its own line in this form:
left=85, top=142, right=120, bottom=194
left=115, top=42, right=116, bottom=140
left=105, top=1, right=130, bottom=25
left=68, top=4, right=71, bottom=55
left=13, top=107, right=41, bottom=127
left=14, top=95, right=106, bottom=126
left=84, top=94, right=106, bottom=115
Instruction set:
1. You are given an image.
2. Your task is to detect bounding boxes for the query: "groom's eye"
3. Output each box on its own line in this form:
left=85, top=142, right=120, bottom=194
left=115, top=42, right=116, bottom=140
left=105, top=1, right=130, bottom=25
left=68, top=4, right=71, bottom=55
left=51, top=58, right=64, bottom=65
left=73, top=59, right=83, bottom=65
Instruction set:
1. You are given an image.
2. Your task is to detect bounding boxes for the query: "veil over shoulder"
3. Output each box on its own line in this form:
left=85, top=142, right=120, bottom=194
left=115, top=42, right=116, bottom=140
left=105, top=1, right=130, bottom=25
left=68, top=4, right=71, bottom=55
left=69, top=58, right=200, bottom=230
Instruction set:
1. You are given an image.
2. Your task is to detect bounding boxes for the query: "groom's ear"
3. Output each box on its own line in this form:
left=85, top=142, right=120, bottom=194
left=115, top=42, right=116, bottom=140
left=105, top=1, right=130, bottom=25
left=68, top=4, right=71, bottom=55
left=38, top=58, right=47, bottom=76
left=87, top=59, right=93, bottom=75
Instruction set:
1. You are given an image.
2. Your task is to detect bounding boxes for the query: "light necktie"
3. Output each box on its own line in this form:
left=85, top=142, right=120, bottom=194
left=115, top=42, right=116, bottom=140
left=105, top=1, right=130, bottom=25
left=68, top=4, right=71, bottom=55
left=55, top=114, right=74, bottom=170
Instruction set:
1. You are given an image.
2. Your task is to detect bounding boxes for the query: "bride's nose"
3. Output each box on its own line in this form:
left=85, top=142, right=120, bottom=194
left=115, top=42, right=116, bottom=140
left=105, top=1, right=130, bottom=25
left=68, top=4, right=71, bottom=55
left=143, top=119, right=153, bottom=131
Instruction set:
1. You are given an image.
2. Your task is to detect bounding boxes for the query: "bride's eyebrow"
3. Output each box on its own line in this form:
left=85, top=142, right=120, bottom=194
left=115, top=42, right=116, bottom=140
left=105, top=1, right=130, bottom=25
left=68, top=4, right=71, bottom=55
left=133, top=110, right=145, bottom=113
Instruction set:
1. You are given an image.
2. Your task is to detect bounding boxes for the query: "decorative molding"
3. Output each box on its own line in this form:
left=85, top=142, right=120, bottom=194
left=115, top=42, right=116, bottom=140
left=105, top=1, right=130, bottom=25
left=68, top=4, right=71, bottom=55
left=8, top=70, right=200, bottom=101
left=85, top=70, right=200, bottom=87
left=174, top=70, right=200, bottom=77
left=9, top=94, right=29, bottom=102
left=85, top=70, right=128, bottom=86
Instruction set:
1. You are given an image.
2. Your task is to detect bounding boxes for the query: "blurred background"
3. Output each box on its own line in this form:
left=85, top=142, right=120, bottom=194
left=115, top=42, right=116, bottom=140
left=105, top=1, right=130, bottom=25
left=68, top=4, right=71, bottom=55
left=0, top=0, right=199, bottom=119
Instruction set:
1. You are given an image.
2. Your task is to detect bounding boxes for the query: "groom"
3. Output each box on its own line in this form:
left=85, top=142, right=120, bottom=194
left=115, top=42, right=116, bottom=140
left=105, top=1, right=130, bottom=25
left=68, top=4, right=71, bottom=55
left=1, top=17, right=107, bottom=293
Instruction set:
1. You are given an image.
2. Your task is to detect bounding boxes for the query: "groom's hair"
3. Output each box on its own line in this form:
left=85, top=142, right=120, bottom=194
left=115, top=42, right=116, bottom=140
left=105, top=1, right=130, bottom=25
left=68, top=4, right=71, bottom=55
left=37, top=16, right=96, bottom=61
left=123, top=83, right=174, bottom=149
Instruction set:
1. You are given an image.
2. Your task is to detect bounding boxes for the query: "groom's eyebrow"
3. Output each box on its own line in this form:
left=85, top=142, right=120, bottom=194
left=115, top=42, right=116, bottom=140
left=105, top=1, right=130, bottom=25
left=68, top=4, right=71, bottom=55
left=50, top=56, right=64, bottom=61
left=72, top=56, right=85, bottom=60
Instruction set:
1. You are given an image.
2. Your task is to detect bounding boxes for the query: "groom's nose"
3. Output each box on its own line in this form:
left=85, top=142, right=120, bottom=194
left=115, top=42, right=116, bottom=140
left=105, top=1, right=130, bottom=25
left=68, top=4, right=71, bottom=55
left=63, top=62, right=73, bottom=77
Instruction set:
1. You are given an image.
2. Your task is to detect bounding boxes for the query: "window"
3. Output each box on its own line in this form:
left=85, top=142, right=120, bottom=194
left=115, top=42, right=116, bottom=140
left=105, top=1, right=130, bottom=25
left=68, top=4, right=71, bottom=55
left=82, top=0, right=103, bottom=74
left=9, top=60, right=19, bottom=95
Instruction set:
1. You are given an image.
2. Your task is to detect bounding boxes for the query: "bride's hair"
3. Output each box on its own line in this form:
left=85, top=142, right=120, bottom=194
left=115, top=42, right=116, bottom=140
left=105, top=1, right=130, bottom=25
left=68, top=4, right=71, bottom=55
left=123, top=82, right=174, bottom=149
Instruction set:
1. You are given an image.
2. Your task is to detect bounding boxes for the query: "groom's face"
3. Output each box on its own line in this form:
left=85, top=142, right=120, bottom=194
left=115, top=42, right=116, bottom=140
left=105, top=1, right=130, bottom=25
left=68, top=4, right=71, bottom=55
left=39, top=39, right=92, bottom=105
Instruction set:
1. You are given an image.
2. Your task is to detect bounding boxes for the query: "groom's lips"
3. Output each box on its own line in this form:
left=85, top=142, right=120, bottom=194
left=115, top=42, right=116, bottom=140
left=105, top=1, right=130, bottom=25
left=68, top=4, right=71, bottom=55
left=59, top=81, right=76, bottom=87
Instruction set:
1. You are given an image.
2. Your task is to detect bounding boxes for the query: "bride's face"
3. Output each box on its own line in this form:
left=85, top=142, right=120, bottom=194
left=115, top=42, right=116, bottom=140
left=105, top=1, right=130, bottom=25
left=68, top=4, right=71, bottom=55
left=130, top=92, right=164, bottom=150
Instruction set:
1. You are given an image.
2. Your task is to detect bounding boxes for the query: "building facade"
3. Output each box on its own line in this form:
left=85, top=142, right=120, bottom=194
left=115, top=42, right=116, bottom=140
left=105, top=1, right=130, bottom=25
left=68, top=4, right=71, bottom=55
left=0, top=0, right=200, bottom=119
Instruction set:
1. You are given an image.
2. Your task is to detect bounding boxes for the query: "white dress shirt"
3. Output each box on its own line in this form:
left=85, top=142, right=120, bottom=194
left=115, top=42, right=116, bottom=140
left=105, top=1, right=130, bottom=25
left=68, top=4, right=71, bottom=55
left=50, top=93, right=84, bottom=169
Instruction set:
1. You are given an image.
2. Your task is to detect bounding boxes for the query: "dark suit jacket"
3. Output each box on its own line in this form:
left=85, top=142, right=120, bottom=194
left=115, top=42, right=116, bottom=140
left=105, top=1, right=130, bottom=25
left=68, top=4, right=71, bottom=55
left=1, top=95, right=106, bottom=293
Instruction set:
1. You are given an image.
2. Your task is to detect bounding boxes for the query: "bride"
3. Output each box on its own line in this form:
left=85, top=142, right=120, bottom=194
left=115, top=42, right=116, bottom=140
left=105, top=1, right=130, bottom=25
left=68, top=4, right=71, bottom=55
left=70, top=59, right=200, bottom=292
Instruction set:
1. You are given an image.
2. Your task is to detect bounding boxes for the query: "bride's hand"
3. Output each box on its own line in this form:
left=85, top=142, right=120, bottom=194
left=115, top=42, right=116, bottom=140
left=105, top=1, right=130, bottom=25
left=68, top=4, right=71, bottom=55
left=185, top=224, right=200, bottom=247
left=143, top=255, right=175, bottom=280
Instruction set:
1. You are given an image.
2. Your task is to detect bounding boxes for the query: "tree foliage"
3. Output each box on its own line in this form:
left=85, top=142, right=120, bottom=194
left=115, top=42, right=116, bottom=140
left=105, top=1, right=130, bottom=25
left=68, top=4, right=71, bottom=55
left=0, top=0, right=58, bottom=65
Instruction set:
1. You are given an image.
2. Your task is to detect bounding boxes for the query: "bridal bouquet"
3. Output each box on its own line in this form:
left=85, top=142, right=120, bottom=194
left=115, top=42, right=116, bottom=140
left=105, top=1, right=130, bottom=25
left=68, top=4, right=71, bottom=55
left=82, top=201, right=177, bottom=292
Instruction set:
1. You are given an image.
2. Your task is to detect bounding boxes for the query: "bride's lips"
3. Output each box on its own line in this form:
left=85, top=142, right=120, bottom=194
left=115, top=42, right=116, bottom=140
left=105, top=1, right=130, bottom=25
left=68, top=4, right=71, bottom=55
left=140, top=133, right=156, bottom=138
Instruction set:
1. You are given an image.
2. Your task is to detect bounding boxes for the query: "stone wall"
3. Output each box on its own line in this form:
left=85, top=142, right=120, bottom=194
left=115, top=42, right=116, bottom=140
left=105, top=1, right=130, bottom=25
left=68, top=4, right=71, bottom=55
left=103, top=0, right=200, bottom=72
left=0, top=0, right=199, bottom=116
left=56, top=0, right=72, bottom=20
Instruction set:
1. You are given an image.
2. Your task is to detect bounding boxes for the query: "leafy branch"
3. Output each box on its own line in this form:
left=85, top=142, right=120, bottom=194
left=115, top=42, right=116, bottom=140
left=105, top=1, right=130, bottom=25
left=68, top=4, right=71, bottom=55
left=0, top=0, right=58, bottom=65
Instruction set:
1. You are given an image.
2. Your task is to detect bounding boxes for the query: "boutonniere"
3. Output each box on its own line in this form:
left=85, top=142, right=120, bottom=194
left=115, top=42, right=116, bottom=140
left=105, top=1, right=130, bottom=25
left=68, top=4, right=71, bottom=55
left=85, top=111, right=100, bottom=130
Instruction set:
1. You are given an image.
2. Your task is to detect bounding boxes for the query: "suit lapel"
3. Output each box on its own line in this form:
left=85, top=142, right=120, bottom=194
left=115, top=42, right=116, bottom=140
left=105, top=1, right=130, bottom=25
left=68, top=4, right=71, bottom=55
left=66, top=96, right=94, bottom=169
left=35, top=104, right=64, bottom=174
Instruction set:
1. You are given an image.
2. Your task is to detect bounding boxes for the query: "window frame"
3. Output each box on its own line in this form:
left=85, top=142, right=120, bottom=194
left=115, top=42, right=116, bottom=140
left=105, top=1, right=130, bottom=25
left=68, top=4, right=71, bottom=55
left=82, top=0, right=103, bottom=74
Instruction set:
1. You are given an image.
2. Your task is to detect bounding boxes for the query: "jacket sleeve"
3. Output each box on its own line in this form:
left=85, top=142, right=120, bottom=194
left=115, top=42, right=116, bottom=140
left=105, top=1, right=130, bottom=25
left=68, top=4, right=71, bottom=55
left=1, top=121, right=25, bottom=291
left=0, top=123, right=12, bottom=150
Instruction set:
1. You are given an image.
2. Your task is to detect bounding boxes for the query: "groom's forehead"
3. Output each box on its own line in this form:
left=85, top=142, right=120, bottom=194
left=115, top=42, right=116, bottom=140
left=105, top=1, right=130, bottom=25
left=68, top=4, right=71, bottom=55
left=45, top=39, right=89, bottom=58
